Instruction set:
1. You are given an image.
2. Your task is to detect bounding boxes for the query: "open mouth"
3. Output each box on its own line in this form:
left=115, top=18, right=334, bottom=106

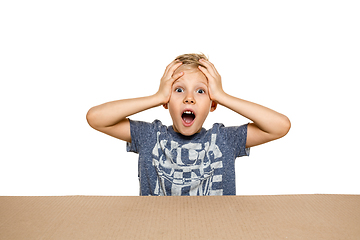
left=181, top=110, right=196, bottom=126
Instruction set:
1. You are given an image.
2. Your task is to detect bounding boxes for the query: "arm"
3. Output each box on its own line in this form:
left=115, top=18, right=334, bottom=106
left=198, top=59, right=291, bottom=148
left=86, top=60, right=184, bottom=142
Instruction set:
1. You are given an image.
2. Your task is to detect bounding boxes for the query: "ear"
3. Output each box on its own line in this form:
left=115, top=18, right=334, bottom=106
left=163, top=103, right=169, bottom=109
left=210, top=101, right=217, bottom=112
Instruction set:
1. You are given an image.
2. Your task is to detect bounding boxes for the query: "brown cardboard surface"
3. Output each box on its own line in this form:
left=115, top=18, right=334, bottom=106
left=0, top=194, right=359, bottom=239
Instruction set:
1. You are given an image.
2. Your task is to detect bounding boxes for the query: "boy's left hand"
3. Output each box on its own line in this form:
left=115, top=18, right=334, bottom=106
left=198, top=58, right=225, bottom=102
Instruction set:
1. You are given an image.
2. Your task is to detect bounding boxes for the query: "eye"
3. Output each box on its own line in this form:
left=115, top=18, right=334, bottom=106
left=197, top=89, right=205, bottom=94
left=175, top=87, right=184, bottom=93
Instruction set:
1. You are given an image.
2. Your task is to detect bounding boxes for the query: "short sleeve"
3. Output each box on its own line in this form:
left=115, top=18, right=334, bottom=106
left=126, top=119, right=152, bottom=153
left=220, top=123, right=250, bottom=158
left=126, top=119, right=163, bottom=154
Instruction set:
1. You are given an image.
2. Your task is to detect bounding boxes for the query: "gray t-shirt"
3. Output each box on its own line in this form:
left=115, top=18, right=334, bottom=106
left=127, top=119, right=250, bottom=196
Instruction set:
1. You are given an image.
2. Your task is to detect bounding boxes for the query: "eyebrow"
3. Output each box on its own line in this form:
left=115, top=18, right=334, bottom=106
left=173, top=80, right=208, bottom=88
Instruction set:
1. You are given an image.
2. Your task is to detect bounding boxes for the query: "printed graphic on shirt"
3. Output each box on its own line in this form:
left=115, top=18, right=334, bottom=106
left=151, top=131, right=223, bottom=196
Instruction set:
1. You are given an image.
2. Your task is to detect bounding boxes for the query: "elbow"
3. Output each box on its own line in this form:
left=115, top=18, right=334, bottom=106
left=86, top=107, right=98, bottom=130
left=277, top=115, right=291, bottom=138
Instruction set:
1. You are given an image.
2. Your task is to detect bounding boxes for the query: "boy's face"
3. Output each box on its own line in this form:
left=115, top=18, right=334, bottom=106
left=164, top=65, right=217, bottom=136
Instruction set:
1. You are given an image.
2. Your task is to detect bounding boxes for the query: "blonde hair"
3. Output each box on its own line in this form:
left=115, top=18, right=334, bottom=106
left=175, top=53, right=208, bottom=69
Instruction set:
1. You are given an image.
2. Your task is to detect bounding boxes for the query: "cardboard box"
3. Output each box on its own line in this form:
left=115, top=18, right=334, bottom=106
left=1, top=194, right=359, bottom=239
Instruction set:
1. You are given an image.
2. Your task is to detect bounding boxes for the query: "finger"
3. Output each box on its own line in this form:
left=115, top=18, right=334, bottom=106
left=200, top=59, right=219, bottom=76
left=165, top=59, right=182, bottom=73
left=199, top=59, right=219, bottom=76
left=198, top=64, right=214, bottom=81
left=171, top=71, right=184, bottom=82
left=163, top=71, right=184, bottom=94
left=164, top=60, right=182, bottom=78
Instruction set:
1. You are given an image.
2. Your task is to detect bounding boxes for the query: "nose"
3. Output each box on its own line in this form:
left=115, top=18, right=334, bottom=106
left=184, top=93, right=196, bottom=104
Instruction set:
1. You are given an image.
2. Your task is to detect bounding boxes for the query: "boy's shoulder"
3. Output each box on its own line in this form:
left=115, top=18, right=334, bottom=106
left=128, top=119, right=249, bottom=157
left=129, top=119, right=165, bottom=132
left=129, top=118, right=246, bottom=140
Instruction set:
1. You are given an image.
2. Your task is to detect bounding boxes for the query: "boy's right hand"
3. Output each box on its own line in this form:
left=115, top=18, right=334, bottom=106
left=156, top=59, right=184, bottom=105
left=87, top=60, right=183, bottom=143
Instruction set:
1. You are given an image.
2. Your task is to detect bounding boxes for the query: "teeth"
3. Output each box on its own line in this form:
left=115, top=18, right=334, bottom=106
left=183, top=111, right=194, bottom=114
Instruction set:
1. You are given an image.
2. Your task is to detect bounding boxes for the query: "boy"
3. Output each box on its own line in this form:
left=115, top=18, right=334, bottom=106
left=87, top=53, right=291, bottom=196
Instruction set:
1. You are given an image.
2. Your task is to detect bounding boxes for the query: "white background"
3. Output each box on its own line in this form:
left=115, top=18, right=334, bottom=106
left=1, top=0, right=359, bottom=196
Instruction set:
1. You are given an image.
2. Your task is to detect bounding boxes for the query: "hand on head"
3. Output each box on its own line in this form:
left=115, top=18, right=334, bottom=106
left=156, top=59, right=184, bottom=105
left=197, top=58, right=225, bottom=103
